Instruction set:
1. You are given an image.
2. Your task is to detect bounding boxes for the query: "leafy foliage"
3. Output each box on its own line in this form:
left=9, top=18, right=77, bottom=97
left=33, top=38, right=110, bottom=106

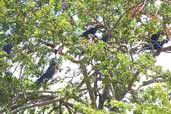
left=1, top=0, right=171, bottom=114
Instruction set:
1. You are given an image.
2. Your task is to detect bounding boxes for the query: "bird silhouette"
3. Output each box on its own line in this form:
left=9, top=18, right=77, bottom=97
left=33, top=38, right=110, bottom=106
left=139, top=39, right=168, bottom=52
left=150, top=30, right=164, bottom=43
left=80, top=26, right=98, bottom=37
left=36, top=59, right=57, bottom=84
left=138, top=31, right=167, bottom=52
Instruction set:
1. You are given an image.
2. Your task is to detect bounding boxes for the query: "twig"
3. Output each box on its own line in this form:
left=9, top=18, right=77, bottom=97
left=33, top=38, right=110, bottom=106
left=111, top=7, right=132, bottom=31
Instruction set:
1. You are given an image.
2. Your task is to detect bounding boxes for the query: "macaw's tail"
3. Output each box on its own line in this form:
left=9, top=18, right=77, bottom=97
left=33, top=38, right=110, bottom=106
left=36, top=76, right=44, bottom=84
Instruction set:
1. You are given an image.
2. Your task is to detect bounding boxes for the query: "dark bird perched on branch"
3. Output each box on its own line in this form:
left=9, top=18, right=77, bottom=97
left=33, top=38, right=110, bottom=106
left=141, top=39, right=168, bottom=51
left=138, top=31, right=168, bottom=52
left=150, top=30, right=164, bottom=43
left=3, top=44, right=13, bottom=54
left=36, top=59, right=58, bottom=84
left=80, top=25, right=99, bottom=37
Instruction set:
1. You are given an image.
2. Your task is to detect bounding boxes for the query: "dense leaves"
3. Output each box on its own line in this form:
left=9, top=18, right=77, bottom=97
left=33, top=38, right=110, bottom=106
left=1, top=0, right=171, bottom=114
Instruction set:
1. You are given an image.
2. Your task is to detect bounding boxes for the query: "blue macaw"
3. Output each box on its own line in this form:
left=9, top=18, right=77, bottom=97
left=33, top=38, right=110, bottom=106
left=36, top=60, right=57, bottom=84
left=150, top=30, right=164, bottom=43
left=80, top=26, right=98, bottom=37
left=140, top=39, right=168, bottom=52
left=139, top=31, right=167, bottom=52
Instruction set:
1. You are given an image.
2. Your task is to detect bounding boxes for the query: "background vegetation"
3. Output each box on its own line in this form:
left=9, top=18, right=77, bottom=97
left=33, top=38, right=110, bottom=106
left=1, top=0, right=171, bottom=113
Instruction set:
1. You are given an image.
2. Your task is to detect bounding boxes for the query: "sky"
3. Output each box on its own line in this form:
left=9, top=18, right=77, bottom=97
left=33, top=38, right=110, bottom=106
left=156, top=41, right=171, bottom=70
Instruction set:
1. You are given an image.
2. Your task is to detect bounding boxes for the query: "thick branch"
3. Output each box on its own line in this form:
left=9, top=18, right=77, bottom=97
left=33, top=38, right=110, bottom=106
left=11, top=97, right=64, bottom=113
left=98, top=83, right=110, bottom=109
left=142, top=77, right=163, bottom=86
left=119, top=71, right=140, bottom=100
left=154, top=46, right=171, bottom=56
left=80, top=61, right=96, bottom=108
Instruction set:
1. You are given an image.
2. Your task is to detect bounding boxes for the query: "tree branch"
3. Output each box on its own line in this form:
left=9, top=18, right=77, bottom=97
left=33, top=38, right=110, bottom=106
left=80, top=61, right=96, bottom=108
left=142, top=77, right=163, bottom=86
left=119, top=71, right=140, bottom=100
left=11, top=97, right=64, bottom=113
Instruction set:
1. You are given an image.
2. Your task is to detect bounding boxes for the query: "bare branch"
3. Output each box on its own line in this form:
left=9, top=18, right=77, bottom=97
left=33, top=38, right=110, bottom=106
left=98, top=84, right=110, bottom=109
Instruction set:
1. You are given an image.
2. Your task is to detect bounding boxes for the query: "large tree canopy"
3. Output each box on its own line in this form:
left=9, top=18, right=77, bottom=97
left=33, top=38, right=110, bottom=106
left=1, top=0, right=171, bottom=114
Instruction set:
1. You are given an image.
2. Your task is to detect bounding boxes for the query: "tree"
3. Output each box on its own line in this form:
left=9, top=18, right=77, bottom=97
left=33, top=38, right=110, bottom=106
left=1, top=0, right=171, bottom=113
